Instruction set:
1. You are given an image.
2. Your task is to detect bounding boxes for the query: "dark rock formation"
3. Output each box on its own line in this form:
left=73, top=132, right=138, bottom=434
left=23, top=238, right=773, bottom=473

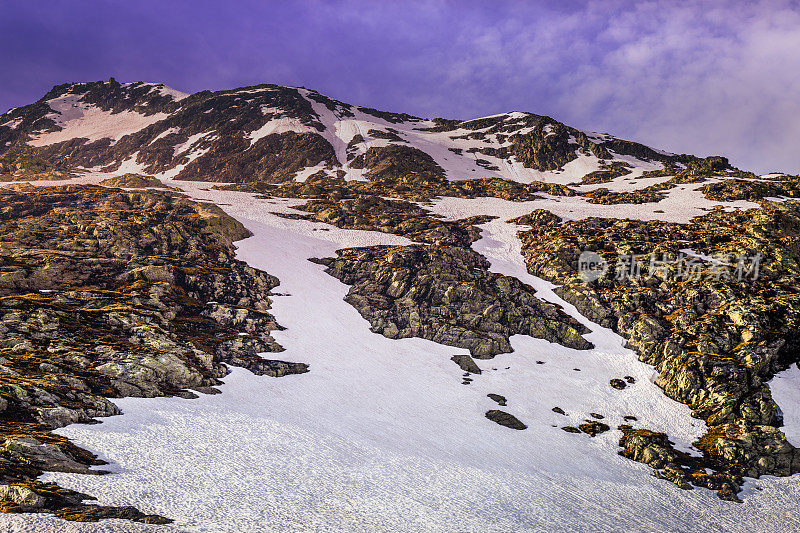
left=487, top=393, right=507, bottom=406
left=515, top=199, right=800, bottom=498
left=702, top=176, right=800, bottom=202
left=452, top=354, right=482, bottom=374
left=280, top=194, right=493, bottom=247
left=224, top=172, right=574, bottom=203
left=314, top=244, right=591, bottom=358
left=0, top=152, right=75, bottom=181
left=0, top=185, right=306, bottom=522
left=579, top=421, right=610, bottom=436
left=485, top=409, right=527, bottom=430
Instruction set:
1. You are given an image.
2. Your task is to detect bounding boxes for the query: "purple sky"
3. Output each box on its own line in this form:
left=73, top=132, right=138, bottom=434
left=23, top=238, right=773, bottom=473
left=2, top=0, right=799, bottom=173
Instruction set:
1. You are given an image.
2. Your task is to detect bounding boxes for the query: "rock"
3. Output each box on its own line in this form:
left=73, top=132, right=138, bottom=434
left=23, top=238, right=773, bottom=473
left=1, top=437, right=93, bottom=474
left=516, top=196, right=800, bottom=497
left=610, top=379, right=627, bottom=390
left=100, top=173, right=173, bottom=189
left=452, top=354, right=482, bottom=374
left=0, top=185, right=306, bottom=522
left=579, top=421, right=610, bottom=436
left=0, top=484, right=47, bottom=509
left=552, top=407, right=566, bottom=415
left=485, top=410, right=527, bottom=430
left=487, top=393, right=507, bottom=406
left=319, top=244, right=591, bottom=358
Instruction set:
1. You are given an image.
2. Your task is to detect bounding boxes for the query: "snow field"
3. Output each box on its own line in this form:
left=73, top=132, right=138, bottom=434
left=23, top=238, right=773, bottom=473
left=5, top=184, right=795, bottom=532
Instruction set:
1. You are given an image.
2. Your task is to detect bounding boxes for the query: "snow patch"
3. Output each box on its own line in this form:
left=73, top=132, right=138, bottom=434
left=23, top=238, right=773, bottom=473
left=3, top=180, right=798, bottom=532
left=1, top=118, right=22, bottom=130
left=770, top=365, right=800, bottom=447
left=28, top=95, right=168, bottom=147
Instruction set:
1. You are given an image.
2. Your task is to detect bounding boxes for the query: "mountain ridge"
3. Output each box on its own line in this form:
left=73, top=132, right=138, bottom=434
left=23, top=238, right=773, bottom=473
left=0, top=79, right=711, bottom=185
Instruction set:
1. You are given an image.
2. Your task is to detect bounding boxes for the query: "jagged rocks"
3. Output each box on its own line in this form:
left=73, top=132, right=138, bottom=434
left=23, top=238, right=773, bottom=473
left=0, top=185, right=305, bottom=523
left=223, top=172, right=574, bottom=203
left=515, top=199, right=800, bottom=498
left=349, top=145, right=445, bottom=180
left=578, top=161, right=633, bottom=184
left=702, top=176, right=800, bottom=202
left=579, top=157, right=744, bottom=205
left=485, top=409, right=527, bottom=430
left=0, top=152, right=75, bottom=181
left=610, top=379, right=627, bottom=390
left=1, top=437, right=96, bottom=474
left=280, top=194, right=492, bottom=247
left=316, top=244, right=591, bottom=358
left=0, top=484, right=48, bottom=509
left=619, top=429, right=696, bottom=491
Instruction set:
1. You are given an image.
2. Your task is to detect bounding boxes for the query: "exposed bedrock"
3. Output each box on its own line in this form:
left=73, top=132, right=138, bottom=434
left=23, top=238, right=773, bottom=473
left=515, top=201, right=800, bottom=499
left=0, top=185, right=306, bottom=522
left=314, top=244, right=591, bottom=358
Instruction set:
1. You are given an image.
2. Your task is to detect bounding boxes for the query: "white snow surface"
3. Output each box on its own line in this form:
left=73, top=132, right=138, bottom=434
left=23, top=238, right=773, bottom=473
left=28, top=95, right=169, bottom=147
left=0, top=180, right=793, bottom=531
left=245, top=114, right=316, bottom=147
left=770, top=365, right=800, bottom=447
left=426, top=183, right=759, bottom=225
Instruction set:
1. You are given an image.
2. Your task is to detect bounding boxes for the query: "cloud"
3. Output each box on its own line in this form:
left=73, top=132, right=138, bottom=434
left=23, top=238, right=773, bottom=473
left=1, top=0, right=798, bottom=173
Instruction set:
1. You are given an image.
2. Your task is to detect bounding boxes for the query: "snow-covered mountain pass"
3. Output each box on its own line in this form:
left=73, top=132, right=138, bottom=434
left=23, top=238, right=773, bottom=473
left=1, top=182, right=790, bottom=532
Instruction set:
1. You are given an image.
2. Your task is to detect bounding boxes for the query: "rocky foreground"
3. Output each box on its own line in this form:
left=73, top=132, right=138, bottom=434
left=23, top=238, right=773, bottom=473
left=0, top=184, right=306, bottom=522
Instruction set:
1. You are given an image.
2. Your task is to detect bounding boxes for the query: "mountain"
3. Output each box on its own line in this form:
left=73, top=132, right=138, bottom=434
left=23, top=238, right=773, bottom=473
left=1, top=79, right=696, bottom=184
left=2, top=80, right=800, bottom=530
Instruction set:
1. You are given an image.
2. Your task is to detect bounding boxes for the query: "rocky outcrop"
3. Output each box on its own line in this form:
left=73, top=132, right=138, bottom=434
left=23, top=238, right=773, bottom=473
left=452, top=354, right=482, bottom=374
left=619, top=428, right=742, bottom=500
left=99, top=173, right=172, bottom=189
left=349, top=145, right=446, bottom=180
left=221, top=172, right=574, bottom=203
left=702, top=176, right=800, bottom=202
left=515, top=200, right=800, bottom=498
left=422, top=113, right=684, bottom=172
left=577, top=161, right=632, bottom=185
left=0, top=151, right=75, bottom=181
left=0, top=185, right=306, bottom=522
left=580, top=157, right=742, bottom=205
left=314, top=244, right=591, bottom=358
left=280, top=194, right=493, bottom=246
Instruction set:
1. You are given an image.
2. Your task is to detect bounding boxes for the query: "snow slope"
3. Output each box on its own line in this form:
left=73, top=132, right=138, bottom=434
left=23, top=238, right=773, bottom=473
left=28, top=94, right=169, bottom=147
left=0, top=182, right=793, bottom=532
left=5, top=81, right=682, bottom=185
left=770, top=365, right=800, bottom=447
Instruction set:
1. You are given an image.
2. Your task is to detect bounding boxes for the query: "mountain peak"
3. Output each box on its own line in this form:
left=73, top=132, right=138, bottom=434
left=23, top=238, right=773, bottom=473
left=1, top=80, right=708, bottom=184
